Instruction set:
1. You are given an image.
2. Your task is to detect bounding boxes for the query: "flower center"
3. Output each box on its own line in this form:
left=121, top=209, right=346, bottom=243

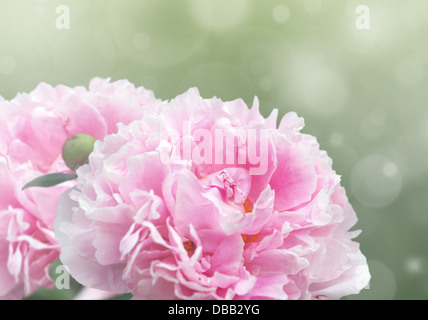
left=183, top=239, right=196, bottom=257
left=243, top=198, right=253, bottom=214
left=241, top=234, right=258, bottom=243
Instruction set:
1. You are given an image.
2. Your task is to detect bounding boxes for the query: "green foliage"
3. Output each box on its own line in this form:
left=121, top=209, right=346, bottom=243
left=22, top=173, right=78, bottom=190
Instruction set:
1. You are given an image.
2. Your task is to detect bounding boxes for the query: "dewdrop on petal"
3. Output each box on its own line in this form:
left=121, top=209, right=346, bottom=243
left=61, top=133, right=96, bottom=171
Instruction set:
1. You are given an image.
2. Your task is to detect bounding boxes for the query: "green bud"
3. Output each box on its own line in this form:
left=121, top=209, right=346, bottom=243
left=61, top=133, right=96, bottom=171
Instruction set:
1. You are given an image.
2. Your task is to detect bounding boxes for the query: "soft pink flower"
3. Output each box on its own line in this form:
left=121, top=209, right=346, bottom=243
left=55, top=88, right=370, bottom=300
left=0, top=78, right=160, bottom=299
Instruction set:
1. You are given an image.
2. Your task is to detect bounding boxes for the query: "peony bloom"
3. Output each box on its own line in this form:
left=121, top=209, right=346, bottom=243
left=0, top=78, right=160, bottom=299
left=55, top=88, right=370, bottom=300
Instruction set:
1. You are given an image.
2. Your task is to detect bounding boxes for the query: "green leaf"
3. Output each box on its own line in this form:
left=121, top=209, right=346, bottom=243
left=108, top=293, right=133, bottom=300
left=22, top=173, right=78, bottom=190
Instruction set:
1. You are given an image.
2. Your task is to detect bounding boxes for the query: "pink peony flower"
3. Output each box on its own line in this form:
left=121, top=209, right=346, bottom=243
left=0, top=78, right=160, bottom=299
left=55, top=88, right=370, bottom=300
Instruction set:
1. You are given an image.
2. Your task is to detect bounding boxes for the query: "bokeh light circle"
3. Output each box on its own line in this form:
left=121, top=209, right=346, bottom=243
left=107, top=0, right=208, bottom=68
left=351, top=260, right=396, bottom=300
left=280, top=53, right=349, bottom=115
left=272, top=4, right=290, bottom=24
left=350, top=155, right=402, bottom=208
left=187, top=0, right=249, bottom=32
left=405, top=256, right=428, bottom=275
left=52, top=25, right=116, bottom=81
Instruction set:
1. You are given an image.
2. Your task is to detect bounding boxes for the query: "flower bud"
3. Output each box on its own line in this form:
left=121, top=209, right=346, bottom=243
left=61, top=133, right=96, bottom=171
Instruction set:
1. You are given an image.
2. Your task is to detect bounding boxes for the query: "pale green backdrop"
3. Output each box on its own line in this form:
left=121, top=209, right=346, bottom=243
left=1, top=0, right=427, bottom=300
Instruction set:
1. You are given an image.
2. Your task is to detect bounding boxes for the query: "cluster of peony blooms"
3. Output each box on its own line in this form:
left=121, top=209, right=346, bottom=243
left=0, top=78, right=370, bottom=300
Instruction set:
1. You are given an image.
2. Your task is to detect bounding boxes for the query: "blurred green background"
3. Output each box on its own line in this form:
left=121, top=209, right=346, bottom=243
left=1, top=0, right=427, bottom=300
